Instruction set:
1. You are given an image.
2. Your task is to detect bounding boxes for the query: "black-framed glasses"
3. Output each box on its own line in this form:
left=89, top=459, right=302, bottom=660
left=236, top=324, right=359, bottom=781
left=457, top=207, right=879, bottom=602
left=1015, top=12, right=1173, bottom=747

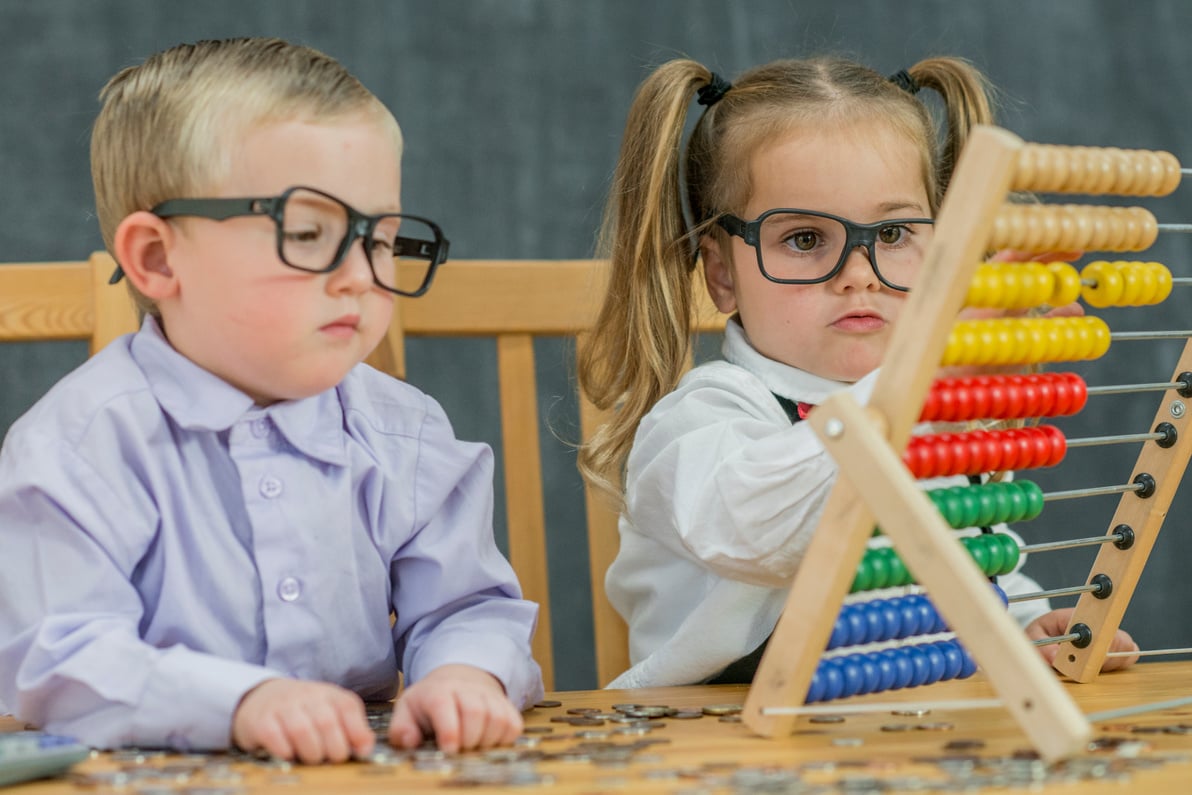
left=109, top=185, right=450, bottom=297
left=716, top=209, right=934, bottom=292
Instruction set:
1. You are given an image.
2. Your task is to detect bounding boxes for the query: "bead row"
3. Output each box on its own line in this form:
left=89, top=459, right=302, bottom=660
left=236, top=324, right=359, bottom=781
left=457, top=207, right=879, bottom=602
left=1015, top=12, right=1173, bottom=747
left=926, top=481, right=1045, bottom=529
left=828, top=585, right=1009, bottom=651
left=919, top=373, right=1088, bottom=422
left=1012, top=144, right=1181, bottom=197
left=904, top=426, right=1066, bottom=479
left=942, top=317, right=1111, bottom=367
left=806, top=639, right=978, bottom=703
left=1082, top=261, right=1174, bottom=308
left=987, top=204, right=1157, bottom=253
left=851, top=533, right=1020, bottom=593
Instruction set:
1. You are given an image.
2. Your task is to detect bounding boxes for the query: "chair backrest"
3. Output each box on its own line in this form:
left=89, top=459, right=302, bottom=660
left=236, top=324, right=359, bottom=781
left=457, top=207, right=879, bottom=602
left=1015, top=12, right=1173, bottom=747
left=1, top=253, right=727, bottom=689
left=0, top=253, right=139, bottom=351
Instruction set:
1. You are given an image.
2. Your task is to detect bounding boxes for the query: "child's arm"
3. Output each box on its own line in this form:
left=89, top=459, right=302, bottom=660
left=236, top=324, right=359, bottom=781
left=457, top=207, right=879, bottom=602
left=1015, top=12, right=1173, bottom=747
left=382, top=395, right=543, bottom=745
left=0, top=433, right=276, bottom=750
left=231, top=679, right=375, bottom=763
left=387, top=664, right=523, bottom=752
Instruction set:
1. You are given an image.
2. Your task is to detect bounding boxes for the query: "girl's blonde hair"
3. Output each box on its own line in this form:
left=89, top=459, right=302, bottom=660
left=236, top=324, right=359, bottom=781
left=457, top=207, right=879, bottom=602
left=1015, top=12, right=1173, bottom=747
left=90, top=37, right=402, bottom=317
left=577, top=56, right=996, bottom=497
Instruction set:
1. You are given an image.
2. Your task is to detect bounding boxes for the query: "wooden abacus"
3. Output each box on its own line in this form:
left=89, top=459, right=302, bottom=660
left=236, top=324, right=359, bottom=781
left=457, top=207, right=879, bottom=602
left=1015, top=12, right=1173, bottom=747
left=740, top=125, right=1192, bottom=762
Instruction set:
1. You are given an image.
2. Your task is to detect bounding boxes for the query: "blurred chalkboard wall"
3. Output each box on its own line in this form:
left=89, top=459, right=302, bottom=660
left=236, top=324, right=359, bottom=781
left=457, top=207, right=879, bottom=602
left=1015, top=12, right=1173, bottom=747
left=3, top=1, right=1191, bottom=689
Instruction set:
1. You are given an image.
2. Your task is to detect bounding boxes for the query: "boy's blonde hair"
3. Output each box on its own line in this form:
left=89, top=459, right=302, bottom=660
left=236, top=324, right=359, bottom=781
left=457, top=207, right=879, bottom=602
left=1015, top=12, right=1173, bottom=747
left=90, top=37, right=402, bottom=316
left=577, top=56, right=996, bottom=497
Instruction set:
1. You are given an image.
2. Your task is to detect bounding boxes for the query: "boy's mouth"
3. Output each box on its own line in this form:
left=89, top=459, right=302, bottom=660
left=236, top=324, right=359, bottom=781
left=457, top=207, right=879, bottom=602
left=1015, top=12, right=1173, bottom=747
left=321, top=314, right=361, bottom=337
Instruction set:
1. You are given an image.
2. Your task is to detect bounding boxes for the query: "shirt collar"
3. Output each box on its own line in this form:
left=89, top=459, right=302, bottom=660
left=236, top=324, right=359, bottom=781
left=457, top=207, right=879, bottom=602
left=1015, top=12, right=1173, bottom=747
left=721, top=316, right=855, bottom=405
left=130, top=315, right=347, bottom=465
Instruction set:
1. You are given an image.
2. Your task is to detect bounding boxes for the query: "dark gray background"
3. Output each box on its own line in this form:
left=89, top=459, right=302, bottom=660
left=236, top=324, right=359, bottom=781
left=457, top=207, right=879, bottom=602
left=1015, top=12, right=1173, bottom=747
left=2, top=1, right=1190, bottom=690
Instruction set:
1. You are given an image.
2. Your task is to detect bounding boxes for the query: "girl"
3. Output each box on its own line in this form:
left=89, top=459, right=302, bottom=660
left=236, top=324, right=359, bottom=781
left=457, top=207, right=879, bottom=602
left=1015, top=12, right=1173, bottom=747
left=578, top=56, right=1138, bottom=688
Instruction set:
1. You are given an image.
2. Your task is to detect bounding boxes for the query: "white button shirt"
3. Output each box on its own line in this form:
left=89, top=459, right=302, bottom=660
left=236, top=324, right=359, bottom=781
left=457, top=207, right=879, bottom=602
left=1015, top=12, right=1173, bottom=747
left=606, top=319, right=1048, bottom=688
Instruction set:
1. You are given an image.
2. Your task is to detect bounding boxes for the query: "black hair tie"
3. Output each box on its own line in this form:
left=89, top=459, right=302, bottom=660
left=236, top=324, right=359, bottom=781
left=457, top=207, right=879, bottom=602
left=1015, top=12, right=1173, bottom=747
left=697, top=72, right=733, bottom=107
left=888, top=69, right=920, bottom=95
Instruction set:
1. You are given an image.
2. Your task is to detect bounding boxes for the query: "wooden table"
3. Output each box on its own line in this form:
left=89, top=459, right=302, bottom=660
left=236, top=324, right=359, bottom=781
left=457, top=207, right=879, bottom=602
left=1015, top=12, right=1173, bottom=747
left=4, top=661, right=1192, bottom=792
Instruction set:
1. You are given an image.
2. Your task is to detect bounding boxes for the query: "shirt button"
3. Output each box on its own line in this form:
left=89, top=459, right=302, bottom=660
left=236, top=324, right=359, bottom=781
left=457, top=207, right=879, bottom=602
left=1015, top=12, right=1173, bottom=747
left=277, top=577, right=302, bottom=602
left=250, top=418, right=270, bottom=438
left=259, top=476, right=283, bottom=498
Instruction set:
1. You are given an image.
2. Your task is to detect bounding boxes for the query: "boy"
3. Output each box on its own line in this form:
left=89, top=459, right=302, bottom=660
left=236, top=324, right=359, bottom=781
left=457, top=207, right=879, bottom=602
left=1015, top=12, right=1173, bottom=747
left=0, top=37, right=543, bottom=763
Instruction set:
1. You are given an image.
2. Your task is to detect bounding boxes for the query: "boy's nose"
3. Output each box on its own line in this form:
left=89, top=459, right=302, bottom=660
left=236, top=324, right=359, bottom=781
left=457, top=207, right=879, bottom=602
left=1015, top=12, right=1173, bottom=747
left=328, top=238, right=376, bottom=294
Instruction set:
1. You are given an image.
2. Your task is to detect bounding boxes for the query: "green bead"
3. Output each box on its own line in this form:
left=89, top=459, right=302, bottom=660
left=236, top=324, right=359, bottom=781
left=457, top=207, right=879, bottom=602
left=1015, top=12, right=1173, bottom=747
left=1020, top=480, right=1045, bottom=520
left=966, top=536, right=991, bottom=574
left=999, top=532, right=1021, bottom=573
left=984, top=533, right=1005, bottom=573
left=976, top=488, right=998, bottom=526
left=958, top=488, right=981, bottom=526
left=852, top=556, right=873, bottom=593
left=1004, top=485, right=1027, bottom=522
left=869, top=549, right=891, bottom=589
left=886, top=551, right=911, bottom=587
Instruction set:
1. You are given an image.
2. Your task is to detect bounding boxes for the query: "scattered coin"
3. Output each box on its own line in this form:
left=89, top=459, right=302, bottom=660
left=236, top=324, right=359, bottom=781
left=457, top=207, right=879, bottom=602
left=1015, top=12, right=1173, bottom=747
left=809, top=714, right=846, bottom=724
left=880, top=723, right=912, bottom=732
left=892, top=708, right=932, bottom=717
left=702, top=704, right=742, bottom=716
left=533, top=699, right=562, bottom=708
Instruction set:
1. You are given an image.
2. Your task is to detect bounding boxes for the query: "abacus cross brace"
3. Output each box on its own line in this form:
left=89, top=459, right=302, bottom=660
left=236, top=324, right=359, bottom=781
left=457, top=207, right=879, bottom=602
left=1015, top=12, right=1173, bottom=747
left=741, top=125, right=1192, bottom=763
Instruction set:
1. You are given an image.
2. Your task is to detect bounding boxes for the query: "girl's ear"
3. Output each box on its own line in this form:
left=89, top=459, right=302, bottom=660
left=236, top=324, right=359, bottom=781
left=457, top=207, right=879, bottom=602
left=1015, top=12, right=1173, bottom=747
left=700, top=235, right=738, bottom=314
left=112, top=211, right=178, bottom=301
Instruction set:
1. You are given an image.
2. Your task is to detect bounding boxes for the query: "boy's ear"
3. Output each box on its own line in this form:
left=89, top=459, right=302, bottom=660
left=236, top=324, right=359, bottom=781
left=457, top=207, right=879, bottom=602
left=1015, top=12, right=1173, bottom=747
left=700, top=235, right=738, bottom=314
left=112, top=211, right=178, bottom=300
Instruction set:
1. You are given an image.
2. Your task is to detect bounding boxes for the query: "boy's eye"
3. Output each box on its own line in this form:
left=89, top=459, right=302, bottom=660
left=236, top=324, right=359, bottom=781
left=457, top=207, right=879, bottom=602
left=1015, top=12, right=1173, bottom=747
left=370, top=237, right=395, bottom=255
left=283, top=225, right=325, bottom=244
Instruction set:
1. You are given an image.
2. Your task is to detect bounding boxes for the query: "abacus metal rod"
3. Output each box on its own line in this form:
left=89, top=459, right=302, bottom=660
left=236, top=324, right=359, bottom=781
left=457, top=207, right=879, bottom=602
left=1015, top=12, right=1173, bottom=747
left=1106, top=646, right=1192, bottom=658
left=1030, top=629, right=1088, bottom=646
left=1160, top=223, right=1192, bottom=233
left=1086, top=379, right=1190, bottom=396
left=1042, top=481, right=1146, bottom=501
left=1110, top=330, right=1192, bottom=341
left=1008, top=583, right=1104, bottom=604
left=1065, top=429, right=1167, bottom=448
left=1019, top=531, right=1129, bottom=554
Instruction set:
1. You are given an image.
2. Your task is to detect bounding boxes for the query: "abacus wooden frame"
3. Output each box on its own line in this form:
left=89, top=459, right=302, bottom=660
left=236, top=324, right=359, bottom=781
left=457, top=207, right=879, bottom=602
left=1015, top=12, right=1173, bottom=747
left=741, top=125, right=1110, bottom=762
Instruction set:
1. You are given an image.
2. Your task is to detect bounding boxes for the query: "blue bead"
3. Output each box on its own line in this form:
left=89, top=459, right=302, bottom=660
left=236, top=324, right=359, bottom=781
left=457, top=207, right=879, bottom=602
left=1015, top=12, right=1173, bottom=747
left=822, top=660, right=845, bottom=701
left=908, top=647, right=931, bottom=687
left=991, top=582, right=1009, bottom=606
left=958, top=647, right=979, bottom=679
left=828, top=614, right=849, bottom=650
left=883, top=649, right=913, bottom=690
left=916, top=599, right=940, bottom=634
left=846, top=610, right=867, bottom=647
left=939, top=641, right=964, bottom=680
left=858, top=655, right=881, bottom=695
left=869, top=652, right=896, bottom=692
left=806, top=667, right=826, bottom=703
left=897, top=597, right=922, bottom=637
left=878, top=601, right=900, bottom=642
left=840, top=657, right=864, bottom=698
left=923, top=644, right=947, bottom=685
left=863, top=603, right=885, bottom=644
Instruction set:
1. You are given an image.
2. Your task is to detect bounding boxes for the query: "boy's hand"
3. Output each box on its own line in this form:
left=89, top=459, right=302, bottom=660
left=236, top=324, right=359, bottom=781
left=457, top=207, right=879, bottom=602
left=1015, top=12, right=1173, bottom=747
left=388, top=664, right=523, bottom=753
left=232, top=678, right=375, bottom=763
left=1026, top=607, right=1140, bottom=672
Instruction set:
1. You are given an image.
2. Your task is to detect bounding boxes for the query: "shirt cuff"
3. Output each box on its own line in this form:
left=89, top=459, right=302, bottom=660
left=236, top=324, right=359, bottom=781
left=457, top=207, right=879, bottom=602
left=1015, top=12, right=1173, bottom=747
left=406, top=630, right=545, bottom=709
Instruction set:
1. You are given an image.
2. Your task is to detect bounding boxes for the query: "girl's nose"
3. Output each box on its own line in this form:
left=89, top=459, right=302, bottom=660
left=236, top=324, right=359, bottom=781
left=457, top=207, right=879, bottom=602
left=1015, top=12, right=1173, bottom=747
left=832, top=245, right=881, bottom=291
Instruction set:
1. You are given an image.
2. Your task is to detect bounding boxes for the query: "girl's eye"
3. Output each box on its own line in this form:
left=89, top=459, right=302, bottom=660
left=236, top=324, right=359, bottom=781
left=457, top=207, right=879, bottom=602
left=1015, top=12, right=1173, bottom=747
left=786, top=230, right=820, bottom=251
left=878, top=225, right=907, bottom=245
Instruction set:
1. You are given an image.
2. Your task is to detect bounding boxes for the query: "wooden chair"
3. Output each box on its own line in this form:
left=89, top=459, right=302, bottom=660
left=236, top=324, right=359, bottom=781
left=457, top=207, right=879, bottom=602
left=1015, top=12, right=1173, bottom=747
left=0, top=253, right=139, bottom=351
left=0, top=253, right=727, bottom=690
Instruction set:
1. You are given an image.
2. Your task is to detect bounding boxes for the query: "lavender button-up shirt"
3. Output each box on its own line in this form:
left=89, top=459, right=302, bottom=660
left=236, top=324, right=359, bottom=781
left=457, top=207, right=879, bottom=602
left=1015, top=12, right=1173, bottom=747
left=0, top=317, right=542, bottom=749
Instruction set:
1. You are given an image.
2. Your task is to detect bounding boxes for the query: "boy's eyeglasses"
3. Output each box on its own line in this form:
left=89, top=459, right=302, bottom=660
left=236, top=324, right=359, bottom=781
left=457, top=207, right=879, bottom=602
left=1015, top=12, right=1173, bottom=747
left=716, top=209, right=934, bottom=292
left=109, top=186, right=450, bottom=297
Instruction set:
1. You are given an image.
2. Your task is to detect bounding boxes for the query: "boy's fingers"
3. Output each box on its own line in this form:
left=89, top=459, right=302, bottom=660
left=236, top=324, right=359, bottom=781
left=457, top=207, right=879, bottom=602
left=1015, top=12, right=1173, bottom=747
left=311, top=708, right=351, bottom=763
left=387, top=700, right=424, bottom=749
left=428, top=696, right=462, bottom=753
left=254, top=715, right=295, bottom=761
left=284, top=711, right=327, bottom=765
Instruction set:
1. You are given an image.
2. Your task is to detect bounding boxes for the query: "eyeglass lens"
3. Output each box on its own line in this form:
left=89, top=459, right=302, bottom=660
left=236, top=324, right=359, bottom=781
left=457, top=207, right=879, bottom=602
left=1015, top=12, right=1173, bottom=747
left=756, top=212, right=932, bottom=289
left=279, top=187, right=438, bottom=292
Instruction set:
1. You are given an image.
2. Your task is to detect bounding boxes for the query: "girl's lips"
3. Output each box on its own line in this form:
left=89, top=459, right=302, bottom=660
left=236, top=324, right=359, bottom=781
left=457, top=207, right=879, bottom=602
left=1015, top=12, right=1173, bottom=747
left=832, top=311, right=885, bottom=332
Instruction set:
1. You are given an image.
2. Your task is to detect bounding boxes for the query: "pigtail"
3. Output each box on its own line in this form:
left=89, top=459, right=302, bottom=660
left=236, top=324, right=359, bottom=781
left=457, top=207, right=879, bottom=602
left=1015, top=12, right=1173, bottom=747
left=906, top=57, right=996, bottom=196
left=578, top=60, right=713, bottom=497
